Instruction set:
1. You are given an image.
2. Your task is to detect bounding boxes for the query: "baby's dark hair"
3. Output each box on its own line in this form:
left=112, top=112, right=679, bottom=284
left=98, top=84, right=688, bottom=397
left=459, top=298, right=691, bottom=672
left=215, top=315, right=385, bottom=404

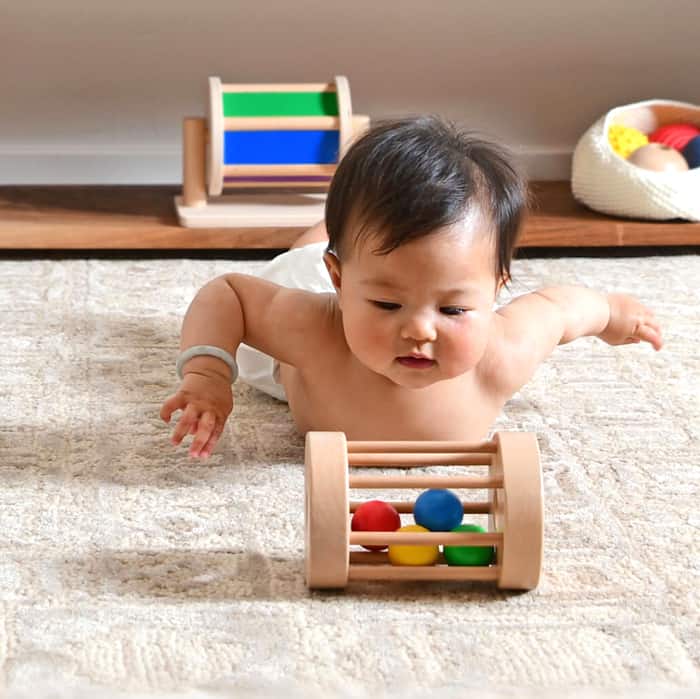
left=325, top=116, right=528, bottom=283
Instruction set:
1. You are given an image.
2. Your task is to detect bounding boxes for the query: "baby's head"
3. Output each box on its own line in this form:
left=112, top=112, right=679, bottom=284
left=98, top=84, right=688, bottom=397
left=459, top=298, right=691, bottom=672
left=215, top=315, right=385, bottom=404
left=322, top=116, right=528, bottom=388
left=325, top=115, right=527, bottom=289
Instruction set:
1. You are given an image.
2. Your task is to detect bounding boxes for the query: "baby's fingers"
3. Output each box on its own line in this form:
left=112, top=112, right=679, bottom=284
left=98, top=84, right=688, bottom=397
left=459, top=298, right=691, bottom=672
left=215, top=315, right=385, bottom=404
left=171, top=404, right=199, bottom=446
left=199, top=423, right=225, bottom=460
left=646, top=314, right=661, bottom=330
left=202, top=422, right=224, bottom=459
left=160, top=393, right=186, bottom=423
left=189, top=411, right=218, bottom=459
left=635, top=323, right=663, bottom=351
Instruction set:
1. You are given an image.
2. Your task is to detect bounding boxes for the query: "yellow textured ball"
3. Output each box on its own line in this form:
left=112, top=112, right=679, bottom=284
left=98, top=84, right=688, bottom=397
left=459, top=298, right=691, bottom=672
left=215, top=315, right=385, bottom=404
left=388, top=525, right=439, bottom=566
left=608, top=124, right=649, bottom=158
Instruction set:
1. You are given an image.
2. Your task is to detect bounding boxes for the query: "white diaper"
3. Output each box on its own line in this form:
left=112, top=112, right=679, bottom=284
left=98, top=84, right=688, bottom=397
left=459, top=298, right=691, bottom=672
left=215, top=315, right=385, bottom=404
left=236, top=242, right=334, bottom=401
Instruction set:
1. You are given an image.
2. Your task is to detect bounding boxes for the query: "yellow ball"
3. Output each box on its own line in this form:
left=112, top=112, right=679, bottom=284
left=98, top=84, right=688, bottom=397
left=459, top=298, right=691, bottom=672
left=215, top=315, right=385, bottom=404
left=388, top=525, right=439, bottom=566
left=608, top=124, right=648, bottom=159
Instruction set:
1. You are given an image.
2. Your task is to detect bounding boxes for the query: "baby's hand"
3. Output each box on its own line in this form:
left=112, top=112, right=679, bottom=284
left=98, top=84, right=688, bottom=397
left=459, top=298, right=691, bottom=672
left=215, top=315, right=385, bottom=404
left=598, top=293, right=663, bottom=351
left=160, top=373, right=233, bottom=459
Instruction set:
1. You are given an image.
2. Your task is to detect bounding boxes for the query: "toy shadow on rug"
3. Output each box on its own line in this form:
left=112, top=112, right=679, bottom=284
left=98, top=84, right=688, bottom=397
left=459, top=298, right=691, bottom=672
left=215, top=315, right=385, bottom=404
left=60, top=549, right=305, bottom=602
left=59, top=549, right=527, bottom=604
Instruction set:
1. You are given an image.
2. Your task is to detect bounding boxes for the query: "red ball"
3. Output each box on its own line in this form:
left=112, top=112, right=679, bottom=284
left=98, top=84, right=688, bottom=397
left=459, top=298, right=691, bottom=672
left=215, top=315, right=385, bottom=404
left=649, top=123, right=700, bottom=151
left=351, top=500, right=401, bottom=551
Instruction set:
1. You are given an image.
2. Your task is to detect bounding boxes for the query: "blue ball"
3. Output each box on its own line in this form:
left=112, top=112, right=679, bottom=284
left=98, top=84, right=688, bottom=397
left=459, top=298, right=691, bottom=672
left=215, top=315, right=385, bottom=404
left=413, top=489, right=463, bottom=531
left=682, top=135, right=700, bottom=169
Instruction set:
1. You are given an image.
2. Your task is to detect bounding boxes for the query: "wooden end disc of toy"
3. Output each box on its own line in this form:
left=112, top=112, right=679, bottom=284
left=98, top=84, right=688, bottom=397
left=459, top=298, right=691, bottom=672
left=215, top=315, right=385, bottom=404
left=333, top=75, right=353, bottom=158
left=207, top=76, right=224, bottom=197
left=489, top=432, right=543, bottom=590
left=304, top=431, right=349, bottom=588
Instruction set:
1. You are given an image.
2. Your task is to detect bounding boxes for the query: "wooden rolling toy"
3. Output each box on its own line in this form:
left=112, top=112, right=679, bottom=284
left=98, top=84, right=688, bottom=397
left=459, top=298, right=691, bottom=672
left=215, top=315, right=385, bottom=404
left=175, top=76, right=370, bottom=228
left=305, top=432, right=544, bottom=591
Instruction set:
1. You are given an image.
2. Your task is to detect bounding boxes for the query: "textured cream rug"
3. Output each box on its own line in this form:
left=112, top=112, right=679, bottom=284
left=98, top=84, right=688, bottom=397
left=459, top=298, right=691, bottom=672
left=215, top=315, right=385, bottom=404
left=0, top=252, right=698, bottom=699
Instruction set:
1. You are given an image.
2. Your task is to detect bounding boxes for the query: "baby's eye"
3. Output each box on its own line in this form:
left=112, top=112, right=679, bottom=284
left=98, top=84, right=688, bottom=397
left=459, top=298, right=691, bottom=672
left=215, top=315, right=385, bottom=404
left=371, top=300, right=401, bottom=311
left=440, top=306, right=469, bottom=316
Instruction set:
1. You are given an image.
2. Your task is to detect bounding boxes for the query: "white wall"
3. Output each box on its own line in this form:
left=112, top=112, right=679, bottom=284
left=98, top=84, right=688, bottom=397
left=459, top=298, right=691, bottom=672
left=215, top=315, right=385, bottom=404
left=2, top=0, right=699, bottom=184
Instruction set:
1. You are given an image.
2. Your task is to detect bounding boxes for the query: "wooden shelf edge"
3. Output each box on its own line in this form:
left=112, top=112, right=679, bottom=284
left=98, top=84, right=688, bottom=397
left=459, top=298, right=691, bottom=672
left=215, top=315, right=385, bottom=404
left=0, top=183, right=699, bottom=250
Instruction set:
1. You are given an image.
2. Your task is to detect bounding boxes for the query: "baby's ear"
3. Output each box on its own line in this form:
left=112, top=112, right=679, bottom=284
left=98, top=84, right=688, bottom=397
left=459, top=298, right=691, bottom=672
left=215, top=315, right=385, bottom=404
left=323, top=251, right=342, bottom=291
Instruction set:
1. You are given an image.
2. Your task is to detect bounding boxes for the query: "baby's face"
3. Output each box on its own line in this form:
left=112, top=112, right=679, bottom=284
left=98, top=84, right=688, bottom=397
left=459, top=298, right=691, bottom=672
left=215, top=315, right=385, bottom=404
left=325, top=220, right=501, bottom=389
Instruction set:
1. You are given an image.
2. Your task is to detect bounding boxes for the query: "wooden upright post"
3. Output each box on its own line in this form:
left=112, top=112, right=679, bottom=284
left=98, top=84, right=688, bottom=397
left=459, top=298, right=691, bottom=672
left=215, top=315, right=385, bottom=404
left=182, top=117, right=207, bottom=208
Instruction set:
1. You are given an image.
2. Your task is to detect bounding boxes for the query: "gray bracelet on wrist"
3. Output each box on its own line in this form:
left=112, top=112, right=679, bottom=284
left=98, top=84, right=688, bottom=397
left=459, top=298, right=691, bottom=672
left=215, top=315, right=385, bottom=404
left=176, top=345, right=239, bottom=383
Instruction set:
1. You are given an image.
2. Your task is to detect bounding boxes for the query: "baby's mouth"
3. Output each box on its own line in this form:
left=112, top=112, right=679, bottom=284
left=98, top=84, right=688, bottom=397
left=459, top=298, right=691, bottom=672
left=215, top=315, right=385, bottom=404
left=396, top=355, right=436, bottom=369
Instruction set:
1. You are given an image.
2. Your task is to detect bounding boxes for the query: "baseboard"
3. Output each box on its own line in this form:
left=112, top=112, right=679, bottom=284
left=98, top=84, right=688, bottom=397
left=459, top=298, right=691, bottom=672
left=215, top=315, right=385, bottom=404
left=0, top=145, right=573, bottom=184
left=0, top=146, right=181, bottom=185
left=516, top=147, right=573, bottom=181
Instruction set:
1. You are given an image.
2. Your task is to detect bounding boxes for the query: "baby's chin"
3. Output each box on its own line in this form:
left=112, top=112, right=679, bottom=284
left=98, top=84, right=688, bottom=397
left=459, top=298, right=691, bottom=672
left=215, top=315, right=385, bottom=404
left=378, top=364, right=459, bottom=389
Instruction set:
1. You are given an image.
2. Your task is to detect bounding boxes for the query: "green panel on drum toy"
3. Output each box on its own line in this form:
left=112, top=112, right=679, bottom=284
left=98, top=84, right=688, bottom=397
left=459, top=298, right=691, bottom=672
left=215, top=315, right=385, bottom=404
left=222, top=91, right=339, bottom=117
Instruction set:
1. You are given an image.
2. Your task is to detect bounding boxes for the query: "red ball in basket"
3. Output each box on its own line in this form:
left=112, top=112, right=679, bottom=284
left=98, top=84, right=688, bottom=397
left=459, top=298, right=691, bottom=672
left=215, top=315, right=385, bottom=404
left=649, top=123, right=700, bottom=151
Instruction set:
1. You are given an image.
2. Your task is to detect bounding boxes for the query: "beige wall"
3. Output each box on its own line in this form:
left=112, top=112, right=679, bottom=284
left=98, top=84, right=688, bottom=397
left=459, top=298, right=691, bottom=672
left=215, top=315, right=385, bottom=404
left=2, top=0, right=699, bottom=183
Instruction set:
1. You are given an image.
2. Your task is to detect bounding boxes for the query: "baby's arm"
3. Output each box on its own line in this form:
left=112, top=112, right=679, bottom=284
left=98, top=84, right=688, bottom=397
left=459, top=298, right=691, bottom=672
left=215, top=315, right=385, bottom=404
left=488, top=286, right=663, bottom=394
left=527, top=286, right=662, bottom=348
left=160, top=274, right=329, bottom=458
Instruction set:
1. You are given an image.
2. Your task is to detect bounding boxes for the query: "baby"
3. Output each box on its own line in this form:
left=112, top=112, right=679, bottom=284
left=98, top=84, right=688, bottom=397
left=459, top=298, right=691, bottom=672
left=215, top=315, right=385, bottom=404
left=161, top=116, right=663, bottom=459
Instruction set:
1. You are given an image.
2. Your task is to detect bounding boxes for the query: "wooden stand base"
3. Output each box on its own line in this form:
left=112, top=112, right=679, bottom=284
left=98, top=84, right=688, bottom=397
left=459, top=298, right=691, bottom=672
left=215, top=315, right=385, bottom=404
left=174, top=192, right=327, bottom=229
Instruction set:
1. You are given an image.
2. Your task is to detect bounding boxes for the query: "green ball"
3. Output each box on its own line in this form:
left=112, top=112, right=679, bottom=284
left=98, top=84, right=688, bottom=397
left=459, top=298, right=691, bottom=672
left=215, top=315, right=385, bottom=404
left=443, top=524, right=495, bottom=566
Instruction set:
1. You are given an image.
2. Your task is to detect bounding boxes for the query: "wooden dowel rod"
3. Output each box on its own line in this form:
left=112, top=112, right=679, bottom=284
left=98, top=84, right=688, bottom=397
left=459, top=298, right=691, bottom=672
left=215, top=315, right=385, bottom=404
left=348, top=565, right=500, bottom=582
left=222, top=181, right=330, bottom=189
left=350, top=532, right=503, bottom=547
left=349, top=552, right=465, bottom=565
left=348, top=475, right=503, bottom=489
left=222, top=164, right=336, bottom=176
left=222, top=83, right=335, bottom=93
left=349, top=552, right=452, bottom=565
left=349, top=551, right=390, bottom=564
left=347, top=440, right=497, bottom=454
left=348, top=500, right=493, bottom=515
left=224, top=116, right=341, bottom=131
left=348, top=452, right=492, bottom=467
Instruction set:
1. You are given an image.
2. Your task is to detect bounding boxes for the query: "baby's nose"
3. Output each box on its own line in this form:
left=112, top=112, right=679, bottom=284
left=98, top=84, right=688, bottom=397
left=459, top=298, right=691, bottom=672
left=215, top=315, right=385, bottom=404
left=400, top=314, right=437, bottom=343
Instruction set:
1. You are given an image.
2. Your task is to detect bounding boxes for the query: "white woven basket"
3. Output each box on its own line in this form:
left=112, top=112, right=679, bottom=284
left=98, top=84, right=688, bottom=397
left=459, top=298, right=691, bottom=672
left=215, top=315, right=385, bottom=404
left=571, top=99, right=700, bottom=221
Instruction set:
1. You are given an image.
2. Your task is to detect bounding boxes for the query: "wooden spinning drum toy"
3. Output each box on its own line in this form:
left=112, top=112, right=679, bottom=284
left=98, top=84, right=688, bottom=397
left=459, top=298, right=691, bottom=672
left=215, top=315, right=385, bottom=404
left=305, top=432, right=544, bottom=590
left=176, top=76, right=370, bottom=228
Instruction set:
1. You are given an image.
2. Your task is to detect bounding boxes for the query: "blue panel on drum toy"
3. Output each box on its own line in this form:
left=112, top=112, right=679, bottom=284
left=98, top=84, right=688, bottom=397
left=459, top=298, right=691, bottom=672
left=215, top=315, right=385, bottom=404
left=224, top=130, right=340, bottom=165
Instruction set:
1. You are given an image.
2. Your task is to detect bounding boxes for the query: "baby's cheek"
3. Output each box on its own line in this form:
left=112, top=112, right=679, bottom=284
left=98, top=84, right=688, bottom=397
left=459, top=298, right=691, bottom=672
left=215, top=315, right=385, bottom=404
left=446, top=318, right=489, bottom=368
left=345, top=313, right=387, bottom=361
left=361, top=324, right=392, bottom=356
left=452, top=337, right=480, bottom=367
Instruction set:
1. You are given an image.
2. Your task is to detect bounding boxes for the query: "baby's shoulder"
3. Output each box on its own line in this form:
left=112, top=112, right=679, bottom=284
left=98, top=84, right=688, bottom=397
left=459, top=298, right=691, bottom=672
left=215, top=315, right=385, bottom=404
left=476, top=295, right=563, bottom=399
left=287, top=289, right=345, bottom=351
left=474, top=313, right=513, bottom=396
left=282, top=287, right=338, bottom=331
left=303, top=289, right=340, bottom=330
left=238, top=278, right=341, bottom=370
